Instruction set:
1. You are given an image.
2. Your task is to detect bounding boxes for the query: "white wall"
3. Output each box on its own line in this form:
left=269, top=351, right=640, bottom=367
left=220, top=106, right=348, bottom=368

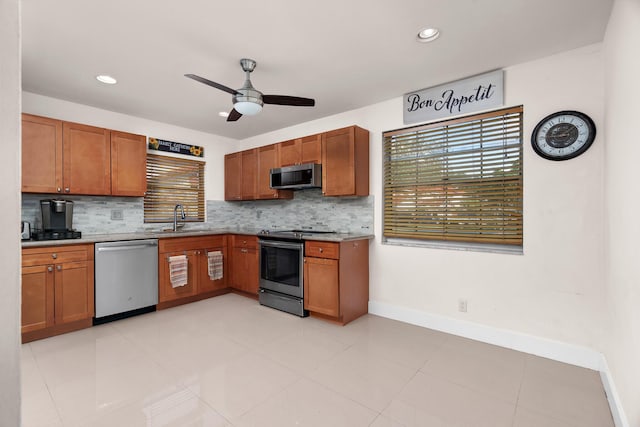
left=241, top=44, right=607, bottom=351
left=22, top=92, right=238, bottom=202
left=604, top=0, right=640, bottom=425
left=0, top=0, right=22, bottom=424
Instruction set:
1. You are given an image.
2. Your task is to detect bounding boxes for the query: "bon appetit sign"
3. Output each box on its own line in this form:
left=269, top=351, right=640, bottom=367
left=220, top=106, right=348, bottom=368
left=403, top=70, right=504, bottom=124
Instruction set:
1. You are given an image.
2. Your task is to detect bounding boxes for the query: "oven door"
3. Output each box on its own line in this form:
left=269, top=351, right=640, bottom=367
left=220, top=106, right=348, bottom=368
left=259, top=239, right=304, bottom=299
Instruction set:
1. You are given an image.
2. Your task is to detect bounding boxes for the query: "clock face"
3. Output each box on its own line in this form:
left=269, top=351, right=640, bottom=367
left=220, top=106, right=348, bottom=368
left=531, top=111, right=596, bottom=161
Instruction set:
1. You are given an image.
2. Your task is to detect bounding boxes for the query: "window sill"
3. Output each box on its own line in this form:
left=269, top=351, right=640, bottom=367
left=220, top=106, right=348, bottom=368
left=382, top=237, right=523, bottom=255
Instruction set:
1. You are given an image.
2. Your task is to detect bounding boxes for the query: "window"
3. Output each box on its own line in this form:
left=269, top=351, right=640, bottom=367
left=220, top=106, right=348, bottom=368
left=383, top=106, right=523, bottom=246
left=144, top=153, right=205, bottom=223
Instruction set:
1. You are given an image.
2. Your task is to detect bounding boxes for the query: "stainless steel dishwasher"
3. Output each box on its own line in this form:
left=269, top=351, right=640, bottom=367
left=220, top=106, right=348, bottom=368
left=94, top=239, right=158, bottom=323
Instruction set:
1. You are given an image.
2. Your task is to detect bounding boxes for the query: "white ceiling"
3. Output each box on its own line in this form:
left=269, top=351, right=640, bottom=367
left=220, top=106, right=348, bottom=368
left=21, top=0, right=613, bottom=140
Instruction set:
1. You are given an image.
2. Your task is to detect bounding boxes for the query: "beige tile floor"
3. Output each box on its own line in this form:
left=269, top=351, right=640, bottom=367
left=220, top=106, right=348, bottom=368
left=21, top=294, right=615, bottom=427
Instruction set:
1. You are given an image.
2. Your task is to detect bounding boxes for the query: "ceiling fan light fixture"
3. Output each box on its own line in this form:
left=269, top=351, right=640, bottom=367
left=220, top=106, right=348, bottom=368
left=417, top=27, right=440, bottom=43
left=233, top=101, right=263, bottom=116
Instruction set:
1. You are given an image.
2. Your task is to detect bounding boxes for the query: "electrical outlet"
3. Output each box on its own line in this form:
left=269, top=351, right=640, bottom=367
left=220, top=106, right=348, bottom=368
left=110, top=209, right=124, bottom=220
left=458, top=298, right=468, bottom=313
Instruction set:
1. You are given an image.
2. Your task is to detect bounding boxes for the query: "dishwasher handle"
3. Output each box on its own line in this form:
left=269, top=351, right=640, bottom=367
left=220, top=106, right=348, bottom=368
left=96, top=241, right=158, bottom=253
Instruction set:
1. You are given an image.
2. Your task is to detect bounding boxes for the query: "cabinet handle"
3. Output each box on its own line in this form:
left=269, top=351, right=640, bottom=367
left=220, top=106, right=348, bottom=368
left=241, top=248, right=248, bottom=253
left=47, top=266, right=53, bottom=272
left=64, top=187, right=70, bottom=193
left=242, top=240, right=247, bottom=244
left=319, top=248, right=323, bottom=253
left=56, top=265, right=62, bottom=271
left=51, top=253, right=57, bottom=259
left=57, top=187, right=62, bottom=193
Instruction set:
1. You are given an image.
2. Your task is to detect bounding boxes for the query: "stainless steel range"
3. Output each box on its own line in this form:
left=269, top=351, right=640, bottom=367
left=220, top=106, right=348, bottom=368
left=258, top=229, right=335, bottom=317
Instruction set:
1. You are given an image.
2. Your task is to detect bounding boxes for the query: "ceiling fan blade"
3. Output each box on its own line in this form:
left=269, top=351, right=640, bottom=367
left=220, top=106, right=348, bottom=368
left=184, top=74, right=239, bottom=95
left=263, top=95, right=315, bottom=107
left=227, top=109, right=242, bottom=122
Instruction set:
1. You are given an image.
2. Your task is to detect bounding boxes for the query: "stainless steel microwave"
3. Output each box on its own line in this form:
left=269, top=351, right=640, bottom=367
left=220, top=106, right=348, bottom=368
left=270, top=163, right=322, bottom=190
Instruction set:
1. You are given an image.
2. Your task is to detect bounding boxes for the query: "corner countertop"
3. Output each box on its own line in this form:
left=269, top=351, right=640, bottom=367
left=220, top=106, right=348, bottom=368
left=21, top=228, right=375, bottom=248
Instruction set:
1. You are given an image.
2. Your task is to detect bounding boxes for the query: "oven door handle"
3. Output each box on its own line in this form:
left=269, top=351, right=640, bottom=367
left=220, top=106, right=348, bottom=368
left=259, top=240, right=304, bottom=250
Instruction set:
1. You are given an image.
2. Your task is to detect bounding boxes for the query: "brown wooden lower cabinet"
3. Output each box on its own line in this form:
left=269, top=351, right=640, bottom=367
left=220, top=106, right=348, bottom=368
left=158, top=235, right=228, bottom=308
left=229, top=235, right=259, bottom=296
left=304, top=239, right=369, bottom=324
left=21, top=244, right=95, bottom=343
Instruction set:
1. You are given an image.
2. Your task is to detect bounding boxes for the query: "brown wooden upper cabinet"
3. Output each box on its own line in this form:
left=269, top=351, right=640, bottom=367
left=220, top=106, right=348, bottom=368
left=224, top=148, right=260, bottom=201
left=224, top=125, right=369, bottom=201
left=241, top=148, right=258, bottom=200
left=224, top=152, right=242, bottom=201
left=257, top=144, right=293, bottom=200
left=278, top=133, right=322, bottom=167
left=21, top=114, right=147, bottom=197
left=110, top=131, right=147, bottom=197
left=322, top=126, right=369, bottom=197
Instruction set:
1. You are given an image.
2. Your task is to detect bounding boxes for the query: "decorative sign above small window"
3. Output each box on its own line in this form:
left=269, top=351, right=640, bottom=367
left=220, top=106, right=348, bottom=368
left=148, top=137, right=204, bottom=158
left=403, top=70, right=504, bottom=125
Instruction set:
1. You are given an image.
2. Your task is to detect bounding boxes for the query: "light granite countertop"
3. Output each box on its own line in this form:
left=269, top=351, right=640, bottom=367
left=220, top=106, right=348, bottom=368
left=21, top=228, right=374, bottom=248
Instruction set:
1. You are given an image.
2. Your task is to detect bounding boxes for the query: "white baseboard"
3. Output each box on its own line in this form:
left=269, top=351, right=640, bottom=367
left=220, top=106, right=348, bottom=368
left=599, top=356, right=630, bottom=427
left=368, top=300, right=628, bottom=427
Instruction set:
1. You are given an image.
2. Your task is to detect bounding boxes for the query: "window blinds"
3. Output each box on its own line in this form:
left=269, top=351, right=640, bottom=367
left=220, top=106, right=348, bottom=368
left=144, top=153, right=205, bottom=223
left=383, top=106, right=523, bottom=245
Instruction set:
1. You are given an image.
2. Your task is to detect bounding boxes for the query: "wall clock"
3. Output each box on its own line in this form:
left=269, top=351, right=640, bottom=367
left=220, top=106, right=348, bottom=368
left=531, top=110, right=596, bottom=161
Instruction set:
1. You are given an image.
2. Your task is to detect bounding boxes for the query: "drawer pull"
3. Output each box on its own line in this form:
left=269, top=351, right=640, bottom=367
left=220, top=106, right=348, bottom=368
left=319, top=248, right=323, bottom=253
left=241, top=248, right=248, bottom=253
left=52, top=253, right=57, bottom=259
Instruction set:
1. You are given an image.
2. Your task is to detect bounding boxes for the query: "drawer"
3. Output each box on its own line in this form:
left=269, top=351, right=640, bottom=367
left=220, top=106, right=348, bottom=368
left=231, top=235, right=258, bottom=249
left=305, top=241, right=339, bottom=259
left=159, top=235, right=226, bottom=253
left=22, top=245, right=91, bottom=267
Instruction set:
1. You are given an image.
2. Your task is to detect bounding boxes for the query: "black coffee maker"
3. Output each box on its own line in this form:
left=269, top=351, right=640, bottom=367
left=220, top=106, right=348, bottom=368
left=33, top=199, right=81, bottom=240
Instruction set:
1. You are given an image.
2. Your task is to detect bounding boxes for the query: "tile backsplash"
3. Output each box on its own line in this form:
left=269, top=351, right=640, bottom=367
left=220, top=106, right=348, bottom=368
left=22, top=190, right=373, bottom=235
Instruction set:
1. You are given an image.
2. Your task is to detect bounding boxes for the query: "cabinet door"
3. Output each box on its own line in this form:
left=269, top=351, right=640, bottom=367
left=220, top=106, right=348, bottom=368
left=111, top=131, right=147, bottom=196
left=322, top=127, right=356, bottom=196
left=21, top=264, right=55, bottom=333
left=278, top=139, right=301, bottom=166
left=304, top=257, right=340, bottom=317
left=159, top=250, right=198, bottom=302
left=54, top=261, right=94, bottom=324
left=230, top=246, right=259, bottom=294
left=63, top=121, right=111, bottom=195
left=257, top=145, right=293, bottom=200
left=224, top=152, right=242, bottom=201
left=198, top=247, right=227, bottom=293
left=300, top=134, right=322, bottom=164
left=241, top=149, right=258, bottom=200
left=21, top=114, right=63, bottom=194
left=257, top=144, right=279, bottom=199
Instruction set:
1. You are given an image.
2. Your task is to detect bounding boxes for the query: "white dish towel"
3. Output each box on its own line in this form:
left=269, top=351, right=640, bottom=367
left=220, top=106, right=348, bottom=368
left=207, top=251, right=223, bottom=281
left=169, top=255, right=188, bottom=288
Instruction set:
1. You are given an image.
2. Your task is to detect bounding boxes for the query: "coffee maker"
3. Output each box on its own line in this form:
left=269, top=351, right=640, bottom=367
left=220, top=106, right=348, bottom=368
left=33, top=199, right=81, bottom=240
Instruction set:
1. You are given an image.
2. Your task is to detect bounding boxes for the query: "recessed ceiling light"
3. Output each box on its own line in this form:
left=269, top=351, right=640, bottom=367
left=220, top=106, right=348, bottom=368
left=417, top=28, right=440, bottom=43
left=96, top=75, right=117, bottom=84
left=218, top=111, right=229, bottom=118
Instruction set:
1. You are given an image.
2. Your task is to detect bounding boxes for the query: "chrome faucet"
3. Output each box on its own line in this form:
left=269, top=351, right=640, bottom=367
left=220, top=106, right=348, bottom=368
left=173, top=204, right=185, bottom=231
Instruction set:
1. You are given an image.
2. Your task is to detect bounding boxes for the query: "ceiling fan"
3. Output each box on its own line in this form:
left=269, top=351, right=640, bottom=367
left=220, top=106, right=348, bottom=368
left=185, top=58, right=315, bottom=122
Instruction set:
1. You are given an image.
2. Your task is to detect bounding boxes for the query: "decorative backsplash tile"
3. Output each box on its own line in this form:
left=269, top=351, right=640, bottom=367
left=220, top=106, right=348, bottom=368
left=208, top=189, right=373, bottom=233
left=21, top=190, right=373, bottom=234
